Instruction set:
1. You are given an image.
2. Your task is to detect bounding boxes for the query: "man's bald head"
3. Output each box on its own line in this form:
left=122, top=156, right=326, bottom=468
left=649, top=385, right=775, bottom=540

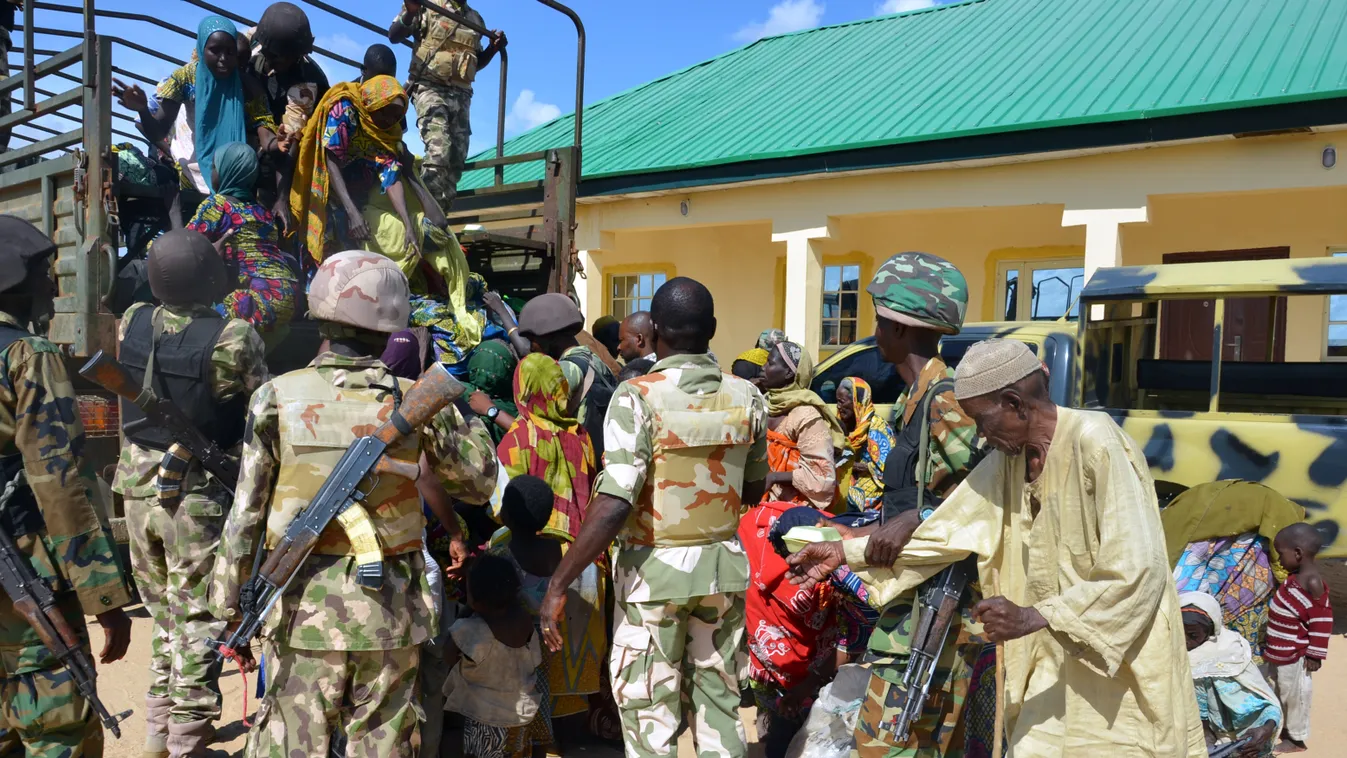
left=617, top=311, right=654, bottom=362
left=650, top=277, right=716, bottom=355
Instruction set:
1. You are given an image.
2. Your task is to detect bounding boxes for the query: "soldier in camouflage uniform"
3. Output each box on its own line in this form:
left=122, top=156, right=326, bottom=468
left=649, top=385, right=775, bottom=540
left=0, top=215, right=134, bottom=757
left=389, top=0, right=506, bottom=212
left=110, top=229, right=269, bottom=758
left=833, top=253, right=987, bottom=757
left=539, top=277, right=768, bottom=758
left=210, top=250, right=498, bottom=758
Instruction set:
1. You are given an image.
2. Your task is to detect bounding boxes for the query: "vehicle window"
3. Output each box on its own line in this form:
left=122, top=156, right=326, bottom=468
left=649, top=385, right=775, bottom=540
left=812, top=345, right=905, bottom=404
left=942, top=338, right=1037, bottom=369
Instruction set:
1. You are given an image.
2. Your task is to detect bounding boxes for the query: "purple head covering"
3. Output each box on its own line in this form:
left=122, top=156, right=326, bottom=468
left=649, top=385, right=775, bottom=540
left=382, top=328, right=428, bottom=379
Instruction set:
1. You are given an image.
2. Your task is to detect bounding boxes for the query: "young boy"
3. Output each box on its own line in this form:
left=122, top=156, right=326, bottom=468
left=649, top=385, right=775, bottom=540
left=1268, top=522, right=1333, bottom=752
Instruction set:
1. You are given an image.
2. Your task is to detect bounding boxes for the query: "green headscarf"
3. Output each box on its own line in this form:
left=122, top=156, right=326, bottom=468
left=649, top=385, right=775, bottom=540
left=213, top=141, right=258, bottom=201
left=468, top=340, right=518, bottom=411
left=765, top=341, right=844, bottom=434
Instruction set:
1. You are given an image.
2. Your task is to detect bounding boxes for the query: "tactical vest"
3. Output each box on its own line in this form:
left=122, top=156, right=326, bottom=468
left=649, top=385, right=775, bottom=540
left=265, top=368, right=424, bottom=557
left=0, top=324, right=43, bottom=539
left=413, top=9, right=480, bottom=87
left=622, top=374, right=759, bottom=548
left=118, top=306, right=246, bottom=452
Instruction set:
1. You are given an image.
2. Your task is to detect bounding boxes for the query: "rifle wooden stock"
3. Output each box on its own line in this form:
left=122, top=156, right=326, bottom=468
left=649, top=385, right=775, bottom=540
left=374, top=363, right=465, bottom=446
left=78, top=351, right=141, bottom=403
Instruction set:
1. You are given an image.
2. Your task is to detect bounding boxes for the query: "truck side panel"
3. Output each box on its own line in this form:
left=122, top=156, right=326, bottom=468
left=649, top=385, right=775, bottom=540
left=1114, top=410, right=1347, bottom=558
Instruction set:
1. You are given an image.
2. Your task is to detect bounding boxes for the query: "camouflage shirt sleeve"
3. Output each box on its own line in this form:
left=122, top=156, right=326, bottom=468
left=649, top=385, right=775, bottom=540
left=210, top=381, right=279, bottom=619
left=6, top=340, right=132, bottom=614
left=423, top=404, right=498, bottom=506
left=210, top=319, right=269, bottom=401
left=925, top=387, right=981, bottom=498
left=595, top=382, right=654, bottom=504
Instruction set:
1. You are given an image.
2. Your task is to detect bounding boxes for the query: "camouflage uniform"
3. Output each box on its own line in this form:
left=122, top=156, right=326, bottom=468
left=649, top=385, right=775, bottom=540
left=854, top=254, right=986, bottom=758
left=0, top=311, right=134, bottom=757
left=597, top=354, right=768, bottom=758
left=560, top=344, right=616, bottom=425
left=110, top=302, right=268, bottom=756
left=398, top=1, right=486, bottom=212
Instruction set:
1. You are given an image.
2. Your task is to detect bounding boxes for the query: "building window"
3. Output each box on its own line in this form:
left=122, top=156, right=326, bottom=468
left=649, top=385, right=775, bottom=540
left=997, top=258, right=1086, bottom=321
left=1327, top=252, right=1347, bottom=359
left=822, top=264, right=861, bottom=347
left=609, top=272, right=667, bottom=319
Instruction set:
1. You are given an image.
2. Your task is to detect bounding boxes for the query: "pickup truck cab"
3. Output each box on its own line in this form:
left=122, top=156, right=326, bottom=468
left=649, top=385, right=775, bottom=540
left=814, top=255, right=1347, bottom=560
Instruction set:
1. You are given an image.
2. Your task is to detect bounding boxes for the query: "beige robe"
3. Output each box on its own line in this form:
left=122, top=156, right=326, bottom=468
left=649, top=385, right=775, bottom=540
left=843, top=407, right=1204, bottom=757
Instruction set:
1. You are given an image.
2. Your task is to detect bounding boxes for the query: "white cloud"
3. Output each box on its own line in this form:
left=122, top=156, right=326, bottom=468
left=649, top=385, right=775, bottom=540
left=878, top=0, right=937, bottom=13
left=734, top=0, right=826, bottom=43
left=504, top=90, right=561, bottom=135
left=313, top=32, right=365, bottom=61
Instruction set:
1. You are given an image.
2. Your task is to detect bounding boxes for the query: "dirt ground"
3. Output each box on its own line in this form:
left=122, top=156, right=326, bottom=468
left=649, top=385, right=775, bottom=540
left=92, top=610, right=1345, bottom=757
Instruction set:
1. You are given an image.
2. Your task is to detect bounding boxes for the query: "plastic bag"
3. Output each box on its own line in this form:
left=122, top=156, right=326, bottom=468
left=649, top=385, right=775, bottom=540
left=784, top=664, right=869, bottom=758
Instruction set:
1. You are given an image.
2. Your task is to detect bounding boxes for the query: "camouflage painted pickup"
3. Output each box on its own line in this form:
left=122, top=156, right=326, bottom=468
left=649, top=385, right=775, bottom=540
left=814, top=256, right=1347, bottom=557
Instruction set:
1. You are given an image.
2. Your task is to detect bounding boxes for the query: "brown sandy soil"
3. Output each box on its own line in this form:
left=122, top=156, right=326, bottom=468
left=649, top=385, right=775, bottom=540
left=91, top=610, right=1341, bottom=757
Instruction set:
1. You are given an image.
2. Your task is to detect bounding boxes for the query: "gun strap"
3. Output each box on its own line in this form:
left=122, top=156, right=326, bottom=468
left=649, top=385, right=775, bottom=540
left=912, top=378, right=955, bottom=519
left=143, top=307, right=165, bottom=396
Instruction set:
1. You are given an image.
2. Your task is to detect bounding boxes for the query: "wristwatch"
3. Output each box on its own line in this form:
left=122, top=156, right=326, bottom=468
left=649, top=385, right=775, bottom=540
left=485, top=406, right=500, bottom=421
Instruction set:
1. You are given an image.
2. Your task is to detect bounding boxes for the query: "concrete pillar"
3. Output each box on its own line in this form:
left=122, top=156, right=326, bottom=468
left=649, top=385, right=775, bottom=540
left=773, top=226, right=830, bottom=360
left=1061, top=206, right=1149, bottom=281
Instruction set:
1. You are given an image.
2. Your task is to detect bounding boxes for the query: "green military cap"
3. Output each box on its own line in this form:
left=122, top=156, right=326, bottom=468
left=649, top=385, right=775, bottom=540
left=866, top=252, right=968, bottom=335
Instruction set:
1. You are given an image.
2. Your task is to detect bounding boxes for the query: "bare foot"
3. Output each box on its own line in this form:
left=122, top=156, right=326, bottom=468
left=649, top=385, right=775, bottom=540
left=1275, top=739, right=1307, bottom=754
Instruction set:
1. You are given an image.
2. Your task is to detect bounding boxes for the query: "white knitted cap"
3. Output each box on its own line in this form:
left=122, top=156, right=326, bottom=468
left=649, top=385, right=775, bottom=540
left=954, top=339, right=1042, bottom=400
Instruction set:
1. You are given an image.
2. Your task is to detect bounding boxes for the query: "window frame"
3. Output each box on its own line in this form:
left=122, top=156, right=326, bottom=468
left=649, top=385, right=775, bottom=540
left=604, top=266, right=675, bottom=320
left=819, top=256, right=868, bottom=354
left=995, top=256, right=1087, bottom=322
left=1325, top=250, right=1347, bottom=362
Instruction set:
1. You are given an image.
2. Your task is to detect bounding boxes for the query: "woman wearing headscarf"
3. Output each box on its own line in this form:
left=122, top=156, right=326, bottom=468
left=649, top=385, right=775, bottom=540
left=113, top=16, right=275, bottom=195
left=463, top=339, right=519, bottom=444
left=291, top=75, right=486, bottom=367
left=496, top=353, right=595, bottom=541
left=836, top=376, right=895, bottom=512
left=1180, top=591, right=1282, bottom=756
left=184, top=141, right=298, bottom=348
left=759, top=340, right=843, bottom=511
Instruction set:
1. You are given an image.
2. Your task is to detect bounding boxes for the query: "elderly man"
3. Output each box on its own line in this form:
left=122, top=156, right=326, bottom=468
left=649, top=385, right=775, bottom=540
left=790, top=339, right=1204, bottom=757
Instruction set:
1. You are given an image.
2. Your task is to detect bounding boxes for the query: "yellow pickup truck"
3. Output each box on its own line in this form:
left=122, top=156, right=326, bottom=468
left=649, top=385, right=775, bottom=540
left=815, top=256, right=1347, bottom=560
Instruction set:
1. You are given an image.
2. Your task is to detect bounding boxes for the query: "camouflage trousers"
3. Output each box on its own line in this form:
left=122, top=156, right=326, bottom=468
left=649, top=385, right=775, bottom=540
left=245, top=644, right=421, bottom=758
left=0, top=594, right=103, bottom=757
left=853, top=590, right=986, bottom=758
left=124, top=493, right=227, bottom=741
left=410, top=82, right=472, bottom=212
left=610, top=593, right=746, bottom=758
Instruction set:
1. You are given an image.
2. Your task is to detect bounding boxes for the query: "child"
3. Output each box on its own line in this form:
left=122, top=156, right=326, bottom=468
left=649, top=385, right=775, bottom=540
left=1180, top=591, right=1281, bottom=756
left=489, top=475, right=612, bottom=745
left=1267, top=522, right=1333, bottom=753
left=443, top=555, right=547, bottom=758
left=360, top=44, right=398, bottom=82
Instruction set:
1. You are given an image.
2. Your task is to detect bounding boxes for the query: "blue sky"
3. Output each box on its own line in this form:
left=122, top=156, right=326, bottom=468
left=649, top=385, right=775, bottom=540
left=17, top=0, right=958, bottom=158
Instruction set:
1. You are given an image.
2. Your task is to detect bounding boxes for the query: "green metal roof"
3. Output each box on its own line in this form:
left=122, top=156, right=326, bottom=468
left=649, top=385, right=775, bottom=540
left=459, top=0, right=1347, bottom=193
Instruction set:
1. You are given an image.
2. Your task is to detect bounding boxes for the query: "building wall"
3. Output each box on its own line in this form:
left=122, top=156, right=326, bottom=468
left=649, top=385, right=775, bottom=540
left=576, top=132, right=1347, bottom=365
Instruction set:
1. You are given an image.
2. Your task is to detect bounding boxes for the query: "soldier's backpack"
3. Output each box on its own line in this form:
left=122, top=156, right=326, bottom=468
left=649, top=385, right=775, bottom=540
left=562, top=352, right=616, bottom=464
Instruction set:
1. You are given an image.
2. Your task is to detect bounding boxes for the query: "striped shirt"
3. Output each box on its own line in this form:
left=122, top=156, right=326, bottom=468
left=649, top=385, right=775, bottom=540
left=1265, top=574, right=1333, bottom=665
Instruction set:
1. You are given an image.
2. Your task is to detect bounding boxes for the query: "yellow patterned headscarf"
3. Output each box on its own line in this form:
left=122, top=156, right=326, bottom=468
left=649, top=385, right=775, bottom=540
left=290, top=75, right=407, bottom=258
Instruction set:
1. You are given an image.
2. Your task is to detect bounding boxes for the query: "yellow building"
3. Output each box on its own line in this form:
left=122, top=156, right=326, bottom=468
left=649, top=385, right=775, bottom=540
left=458, top=0, right=1347, bottom=368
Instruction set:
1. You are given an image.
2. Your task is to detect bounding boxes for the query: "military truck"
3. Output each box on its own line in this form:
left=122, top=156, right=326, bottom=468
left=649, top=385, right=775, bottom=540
left=0, top=0, right=584, bottom=540
left=815, top=256, right=1347, bottom=562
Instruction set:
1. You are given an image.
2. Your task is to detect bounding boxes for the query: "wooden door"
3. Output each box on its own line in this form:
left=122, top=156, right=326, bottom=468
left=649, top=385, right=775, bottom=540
left=1159, top=248, right=1288, bottom=362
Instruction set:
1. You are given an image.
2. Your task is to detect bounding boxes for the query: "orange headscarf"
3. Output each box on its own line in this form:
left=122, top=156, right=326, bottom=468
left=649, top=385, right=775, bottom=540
left=289, top=75, right=407, bottom=258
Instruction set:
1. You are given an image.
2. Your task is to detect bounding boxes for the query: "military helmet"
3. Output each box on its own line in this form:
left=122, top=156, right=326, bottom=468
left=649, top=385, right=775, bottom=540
left=866, top=252, right=968, bottom=335
left=308, top=250, right=409, bottom=333
left=147, top=229, right=229, bottom=307
left=517, top=292, right=583, bottom=339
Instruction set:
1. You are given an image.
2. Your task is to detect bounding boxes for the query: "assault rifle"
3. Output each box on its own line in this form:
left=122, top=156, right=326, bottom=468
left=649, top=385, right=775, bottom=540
left=0, top=471, right=131, bottom=738
left=205, top=363, right=465, bottom=664
left=78, top=350, right=240, bottom=488
left=884, top=557, right=973, bottom=742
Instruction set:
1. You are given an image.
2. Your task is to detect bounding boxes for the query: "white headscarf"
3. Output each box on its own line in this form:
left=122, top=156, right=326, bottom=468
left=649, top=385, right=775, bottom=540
left=1179, top=591, right=1282, bottom=736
